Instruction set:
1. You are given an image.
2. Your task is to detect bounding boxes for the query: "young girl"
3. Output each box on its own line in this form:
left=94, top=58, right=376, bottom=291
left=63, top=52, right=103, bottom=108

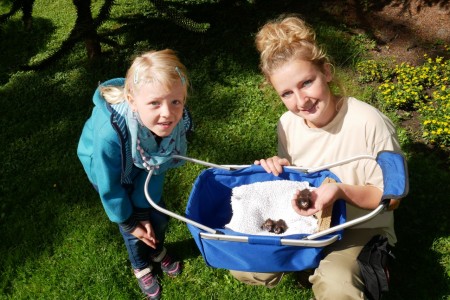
left=77, top=49, right=192, bottom=300
left=230, top=16, right=402, bottom=299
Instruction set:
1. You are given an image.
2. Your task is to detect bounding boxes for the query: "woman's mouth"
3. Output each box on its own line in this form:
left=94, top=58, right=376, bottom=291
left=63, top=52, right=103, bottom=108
left=301, top=101, right=318, bottom=113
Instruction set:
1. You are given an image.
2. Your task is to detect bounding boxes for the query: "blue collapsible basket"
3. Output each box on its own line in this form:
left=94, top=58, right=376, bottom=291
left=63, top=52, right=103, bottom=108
left=185, top=165, right=346, bottom=272
left=144, top=151, right=409, bottom=273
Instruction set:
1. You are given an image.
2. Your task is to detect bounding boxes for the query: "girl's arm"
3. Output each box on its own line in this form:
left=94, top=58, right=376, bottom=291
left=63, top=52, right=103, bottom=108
left=94, top=127, right=135, bottom=225
left=94, top=128, right=159, bottom=247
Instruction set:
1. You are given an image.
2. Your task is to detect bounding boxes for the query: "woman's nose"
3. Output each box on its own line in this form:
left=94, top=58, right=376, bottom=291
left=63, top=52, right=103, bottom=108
left=294, top=90, right=307, bottom=106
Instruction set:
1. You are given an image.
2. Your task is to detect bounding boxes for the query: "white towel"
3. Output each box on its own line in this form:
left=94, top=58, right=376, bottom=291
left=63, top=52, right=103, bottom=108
left=224, top=180, right=318, bottom=236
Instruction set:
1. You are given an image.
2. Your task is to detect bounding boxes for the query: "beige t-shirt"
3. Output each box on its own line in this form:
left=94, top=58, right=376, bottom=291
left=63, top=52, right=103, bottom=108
left=277, top=97, right=401, bottom=244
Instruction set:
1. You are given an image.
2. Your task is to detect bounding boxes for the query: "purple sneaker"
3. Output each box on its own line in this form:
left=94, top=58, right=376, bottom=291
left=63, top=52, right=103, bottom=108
left=152, top=247, right=182, bottom=277
left=134, top=266, right=161, bottom=300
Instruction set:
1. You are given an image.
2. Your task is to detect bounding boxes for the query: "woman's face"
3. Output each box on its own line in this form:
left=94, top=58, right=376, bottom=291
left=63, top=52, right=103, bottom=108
left=269, top=59, right=337, bottom=128
left=128, top=80, right=185, bottom=137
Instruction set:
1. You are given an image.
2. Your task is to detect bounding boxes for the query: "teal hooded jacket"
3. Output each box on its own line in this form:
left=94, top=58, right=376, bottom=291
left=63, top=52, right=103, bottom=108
left=77, top=78, right=192, bottom=227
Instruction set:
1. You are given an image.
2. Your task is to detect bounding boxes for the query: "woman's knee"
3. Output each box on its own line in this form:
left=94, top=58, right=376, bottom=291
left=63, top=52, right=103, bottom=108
left=310, top=257, right=365, bottom=300
left=229, top=270, right=283, bottom=288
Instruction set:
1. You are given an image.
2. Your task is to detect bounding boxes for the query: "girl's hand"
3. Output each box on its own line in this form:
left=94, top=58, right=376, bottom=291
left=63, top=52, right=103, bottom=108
left=131, top=220, right=159, bottom=249
left=291, top=183, right=340, bottom=216
left=254, top=156, right=290, bottom=176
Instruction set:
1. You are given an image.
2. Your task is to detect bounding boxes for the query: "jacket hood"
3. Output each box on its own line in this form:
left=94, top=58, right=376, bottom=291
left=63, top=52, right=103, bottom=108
left=93, top=77, right=126, bottom=107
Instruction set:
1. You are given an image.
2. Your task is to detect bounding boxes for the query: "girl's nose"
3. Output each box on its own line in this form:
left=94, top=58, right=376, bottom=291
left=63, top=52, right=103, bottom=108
left=160, top=103, right=171, bottom=117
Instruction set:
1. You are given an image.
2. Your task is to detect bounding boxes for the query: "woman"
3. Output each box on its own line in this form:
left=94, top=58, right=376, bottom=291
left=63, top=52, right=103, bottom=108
left=230, top=15, right=402, bottom=300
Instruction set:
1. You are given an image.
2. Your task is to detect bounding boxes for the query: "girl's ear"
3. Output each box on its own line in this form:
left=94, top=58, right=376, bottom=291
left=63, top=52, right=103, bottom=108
left=127, top=94, right=137, bottom=112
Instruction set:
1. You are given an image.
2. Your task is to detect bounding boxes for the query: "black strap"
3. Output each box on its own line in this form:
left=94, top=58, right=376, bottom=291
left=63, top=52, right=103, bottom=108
left=357, top=235, right=395, bottom=300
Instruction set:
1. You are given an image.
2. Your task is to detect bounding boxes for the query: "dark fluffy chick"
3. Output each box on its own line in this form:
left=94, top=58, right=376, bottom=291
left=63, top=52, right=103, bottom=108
left=273, top=219, right=288, bottom=234
left=296, top=189, right=312, bottom=209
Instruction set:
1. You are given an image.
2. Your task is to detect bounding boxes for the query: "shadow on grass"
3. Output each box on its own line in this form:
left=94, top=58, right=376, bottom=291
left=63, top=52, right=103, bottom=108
left=387, top=144, right=450, bottom=299
left=0, top=17, right=54, bottom=84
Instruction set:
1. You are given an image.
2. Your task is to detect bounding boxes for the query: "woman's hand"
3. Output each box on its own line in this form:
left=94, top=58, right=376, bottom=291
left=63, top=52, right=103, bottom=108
left=131, top=220, right=158, bottom=249
left=291, top=183, right=383, bottom=216
left=254, top=156, right=290, bottom=176
left=291, top=183, right=340, bottom=216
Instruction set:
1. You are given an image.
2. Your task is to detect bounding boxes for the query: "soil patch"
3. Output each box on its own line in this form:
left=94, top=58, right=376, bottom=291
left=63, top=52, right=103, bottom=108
left=322, top=0, right=450, bottom=65
left=319, top=0, right=449, bottom=153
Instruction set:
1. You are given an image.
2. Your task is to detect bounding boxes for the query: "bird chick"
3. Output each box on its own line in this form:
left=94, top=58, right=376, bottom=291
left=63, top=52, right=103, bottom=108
left=273, top=219, right=288, bottom=234
left=296, top=189, right=312, bottom=210
left=261, top=218, right=275, bottom=232
left=261, top=218, right=288, bottom=234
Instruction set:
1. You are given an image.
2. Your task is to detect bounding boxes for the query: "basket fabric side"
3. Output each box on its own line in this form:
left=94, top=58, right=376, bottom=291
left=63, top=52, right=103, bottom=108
left=188, top=227, right=324, bottom=272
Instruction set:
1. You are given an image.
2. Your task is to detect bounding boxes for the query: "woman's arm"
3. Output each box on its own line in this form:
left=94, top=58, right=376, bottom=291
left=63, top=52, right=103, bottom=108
left=292, top=183, right=383, bottom=216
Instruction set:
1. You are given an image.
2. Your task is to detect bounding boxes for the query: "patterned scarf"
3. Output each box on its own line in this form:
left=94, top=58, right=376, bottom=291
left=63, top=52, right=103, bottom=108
left=127, top=108, right=186, bottom=175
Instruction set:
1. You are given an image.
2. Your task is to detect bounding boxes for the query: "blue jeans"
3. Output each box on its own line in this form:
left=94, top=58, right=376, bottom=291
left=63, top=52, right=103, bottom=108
left=119, top=202, right=169, bottom=270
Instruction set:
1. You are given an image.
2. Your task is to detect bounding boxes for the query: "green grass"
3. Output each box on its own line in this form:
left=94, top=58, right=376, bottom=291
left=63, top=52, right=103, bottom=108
left=1, top=0, right=449, bottom=299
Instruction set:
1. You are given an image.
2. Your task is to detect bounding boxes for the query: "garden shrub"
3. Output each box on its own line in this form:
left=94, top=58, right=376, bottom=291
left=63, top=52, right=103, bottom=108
left=356, top=53, right=450, bottom=149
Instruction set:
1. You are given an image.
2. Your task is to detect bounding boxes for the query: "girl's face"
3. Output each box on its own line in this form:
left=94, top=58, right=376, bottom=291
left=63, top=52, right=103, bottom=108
left=269, top=59, right=337, bottom=128
left=129, top=80, right=185, bottom=137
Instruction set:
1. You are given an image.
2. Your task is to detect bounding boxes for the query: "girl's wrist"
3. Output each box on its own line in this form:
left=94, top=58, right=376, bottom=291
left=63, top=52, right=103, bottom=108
left=119, top=214, right=138, bottom=232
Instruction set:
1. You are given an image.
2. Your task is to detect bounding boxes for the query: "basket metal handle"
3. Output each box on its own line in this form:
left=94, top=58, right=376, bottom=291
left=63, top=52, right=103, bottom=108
left=144, top=166, right=222, bottom=234
left=144, top=152, right=408, bottom=241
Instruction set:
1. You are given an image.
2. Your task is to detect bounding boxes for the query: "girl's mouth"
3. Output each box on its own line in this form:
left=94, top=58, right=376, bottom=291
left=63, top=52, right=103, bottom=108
left=158, top=121, right=172, bottom=128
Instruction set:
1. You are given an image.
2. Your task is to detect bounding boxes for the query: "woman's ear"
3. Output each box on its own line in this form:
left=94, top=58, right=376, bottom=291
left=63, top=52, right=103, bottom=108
left=324, top=63, right=333, bottom=83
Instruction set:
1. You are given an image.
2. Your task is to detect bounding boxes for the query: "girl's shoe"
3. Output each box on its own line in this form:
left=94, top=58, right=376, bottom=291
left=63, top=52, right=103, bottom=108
left=134, top=266, right=161, bottom=300
left=152, top=247, right=182, bottom=277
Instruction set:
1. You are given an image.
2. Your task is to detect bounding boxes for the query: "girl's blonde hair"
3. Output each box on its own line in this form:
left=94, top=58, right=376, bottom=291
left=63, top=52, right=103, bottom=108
left=255, top=15, right=330, bottom=79
left=101, top=49, right=189, bottom=104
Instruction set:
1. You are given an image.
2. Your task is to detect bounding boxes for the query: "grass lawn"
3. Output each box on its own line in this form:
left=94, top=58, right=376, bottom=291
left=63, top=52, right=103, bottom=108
left=0, top=0, right=448, bottom=299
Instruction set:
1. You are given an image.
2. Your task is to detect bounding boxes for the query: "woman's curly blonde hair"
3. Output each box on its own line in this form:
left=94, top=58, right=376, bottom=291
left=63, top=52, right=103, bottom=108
left=256, top=15, right=330, bottom=80
left=255, top=15, right=345, bottom=96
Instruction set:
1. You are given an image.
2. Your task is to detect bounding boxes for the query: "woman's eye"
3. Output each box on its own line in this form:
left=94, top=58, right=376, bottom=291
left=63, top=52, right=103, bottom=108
left=281, top=91, right=292, bottom=98
left=303, top=80, right=313, bottom=87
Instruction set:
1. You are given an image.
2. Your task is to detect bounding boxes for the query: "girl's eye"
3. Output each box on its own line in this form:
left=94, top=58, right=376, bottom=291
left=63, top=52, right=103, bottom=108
left=149, top=101, right=161, bottom=107
left=172, top=99, right=183, bottom=105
